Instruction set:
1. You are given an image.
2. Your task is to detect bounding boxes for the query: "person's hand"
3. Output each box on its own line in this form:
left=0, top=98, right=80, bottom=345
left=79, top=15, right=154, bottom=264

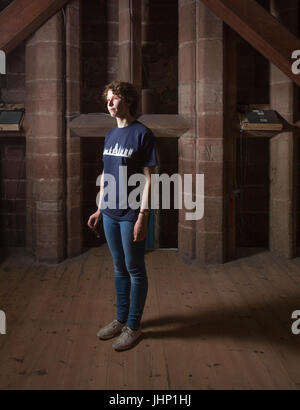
left=87, top=209, right=101, bottom=230
left=133, top=214, right=148, bottom=242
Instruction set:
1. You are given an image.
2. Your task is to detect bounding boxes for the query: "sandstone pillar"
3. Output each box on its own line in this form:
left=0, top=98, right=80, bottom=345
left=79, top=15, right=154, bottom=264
left=65, top=0, right=82, bottom=257
left=178, top=0, right=225, bottom=263
left=269, top=0, right=298, bottom=258
left=25, top=12, right=66, bottom=262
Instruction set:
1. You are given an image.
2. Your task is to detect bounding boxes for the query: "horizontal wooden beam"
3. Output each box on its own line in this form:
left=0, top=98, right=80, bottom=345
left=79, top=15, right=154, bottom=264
left=201, top=0, right=300, bottom=86
left=0, top=0, right=70, bottom=54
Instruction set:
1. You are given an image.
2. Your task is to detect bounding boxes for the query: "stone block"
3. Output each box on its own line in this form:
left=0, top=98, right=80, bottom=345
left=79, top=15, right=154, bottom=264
left=66, top=46, right=81, bottom=82
left=197, top=82, right=223, bottom=113
left=270, top=133, right=294, bottom=201
left=178, top=83, right=196, bottom=114
left=66, top=4, right=81, bottom=48
left=179, top=0, right=196, bottom=43
left=35, top=243, right=65, bottom=263
left=25, top=79, right=63, bottom=113
left=179, top=43, right=196, bottom=83
left=196, top=138, right=223, bottom=162
left=197, top=112, right=223, bottom=138
left=179, top=137, right=196, bottom=161
left=67, top=153, right=81, bottom=178
left=26, top=12, right=63, bottom=46
left=33, top=179, right=64, bottom=202
left=26, top=43, right=63, bottom=82
left=26, top=137, right=64, bottom=156
left=270, top=82, right=294, bottom=115
left=66, top=80, right=81, bottom=115
left=197, top=2, right=222, bottom=39
left=67, top=206, right=82, bottom=237
left=197, top=38, right=223, bottom=85
left=196, top=231, right=224, bottom=264
left=67, top=176, right=82, bottom=208
left=196, top=196, right=222, bottom=233
left=25, top=112, right=63, bottom=138
left=196, top=161, right=223, bottom=196
left=178, top=224, right=196, bottom=260
left=28, top=154, right=64, bottom=179
left=36, top=210, right=65, bottom=244
left=270, top=198, right=294, bottom=258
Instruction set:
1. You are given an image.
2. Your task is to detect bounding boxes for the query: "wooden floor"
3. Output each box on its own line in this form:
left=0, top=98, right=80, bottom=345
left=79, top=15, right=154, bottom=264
left=0, top=245, right=300, bottom=390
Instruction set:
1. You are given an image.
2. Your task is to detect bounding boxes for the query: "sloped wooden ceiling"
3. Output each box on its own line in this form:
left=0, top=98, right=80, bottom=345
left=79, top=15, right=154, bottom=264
left=0, top=0, right=70, bottom=54
left=201, top=0, right=300, bottom=86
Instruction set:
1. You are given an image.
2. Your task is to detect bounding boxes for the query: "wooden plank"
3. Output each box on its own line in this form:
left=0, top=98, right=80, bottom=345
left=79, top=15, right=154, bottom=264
left=201, top=0, right=300, bottom=86
left=0, top=0, right=70, bottom=54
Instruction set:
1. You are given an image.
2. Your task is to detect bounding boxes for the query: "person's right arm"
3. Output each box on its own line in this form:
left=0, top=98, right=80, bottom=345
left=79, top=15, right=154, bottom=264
left=87, top=170, right=104, bottom=229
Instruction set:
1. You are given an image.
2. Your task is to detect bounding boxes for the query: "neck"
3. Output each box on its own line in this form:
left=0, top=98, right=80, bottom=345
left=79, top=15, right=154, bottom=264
left=116, top=115, right=134, bottom=128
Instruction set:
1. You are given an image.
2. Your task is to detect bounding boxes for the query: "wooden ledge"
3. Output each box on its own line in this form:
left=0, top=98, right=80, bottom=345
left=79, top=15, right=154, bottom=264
left=70, top=113, right=189, bottom=138
left=138, top=114, right=189, bottom=138
left=69, top=113, right=115, bottom=138
left=0, top=131, right=25, bottom=137
left=237, top=111, right=295, bottom=138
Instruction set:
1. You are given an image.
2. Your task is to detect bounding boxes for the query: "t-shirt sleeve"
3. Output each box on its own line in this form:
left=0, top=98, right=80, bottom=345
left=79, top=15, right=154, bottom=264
left=141, top=130, right=158, bottom=167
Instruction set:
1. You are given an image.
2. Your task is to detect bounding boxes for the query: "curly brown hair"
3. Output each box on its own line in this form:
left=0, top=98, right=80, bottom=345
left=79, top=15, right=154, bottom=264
left=103, top=81, right=138, bottom=116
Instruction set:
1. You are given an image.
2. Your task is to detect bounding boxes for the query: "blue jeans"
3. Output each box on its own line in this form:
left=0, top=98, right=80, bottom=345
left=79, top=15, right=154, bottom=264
left=102, top=213, right=148, bottom=331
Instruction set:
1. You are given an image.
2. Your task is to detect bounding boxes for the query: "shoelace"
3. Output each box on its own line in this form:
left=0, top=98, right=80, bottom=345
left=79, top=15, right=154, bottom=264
left=122, top=326, right=132, bottom=336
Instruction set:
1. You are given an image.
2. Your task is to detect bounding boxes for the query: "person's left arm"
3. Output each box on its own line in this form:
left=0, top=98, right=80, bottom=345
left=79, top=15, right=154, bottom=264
left=133, top=165, right=156, bottom=242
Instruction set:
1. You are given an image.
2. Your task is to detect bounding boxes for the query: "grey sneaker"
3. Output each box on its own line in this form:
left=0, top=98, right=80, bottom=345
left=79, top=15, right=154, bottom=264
left=112, top=326, right=142, bottom=351
left=97, top=320, right=125, bottom=340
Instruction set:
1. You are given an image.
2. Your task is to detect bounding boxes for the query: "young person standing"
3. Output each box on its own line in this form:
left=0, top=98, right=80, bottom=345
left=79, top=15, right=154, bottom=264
left=88, top=81, right=157, bottom=351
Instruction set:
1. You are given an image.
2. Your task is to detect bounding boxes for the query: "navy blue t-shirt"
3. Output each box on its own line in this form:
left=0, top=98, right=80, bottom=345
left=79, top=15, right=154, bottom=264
left=100, top=120, right=157, bottom=222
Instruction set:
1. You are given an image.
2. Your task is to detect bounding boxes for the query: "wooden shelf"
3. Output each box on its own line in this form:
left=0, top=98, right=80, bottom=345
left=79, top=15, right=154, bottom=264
left=236, top=111, right=293, bottom=138
left=238, top=129, right=283, bottom=138
left=0, top=131, right=25, bottom=138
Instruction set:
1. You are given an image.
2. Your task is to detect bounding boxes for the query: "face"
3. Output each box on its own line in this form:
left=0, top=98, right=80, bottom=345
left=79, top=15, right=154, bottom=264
left=106, top=89, right=130, bottom=119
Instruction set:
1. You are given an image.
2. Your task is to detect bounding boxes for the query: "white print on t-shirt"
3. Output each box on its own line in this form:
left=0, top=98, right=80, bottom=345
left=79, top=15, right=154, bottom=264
left=103, top=143, right=134, bottom=158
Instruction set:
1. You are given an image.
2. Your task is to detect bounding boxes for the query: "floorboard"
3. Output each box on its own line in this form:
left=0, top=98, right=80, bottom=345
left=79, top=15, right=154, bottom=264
left=0, top=247, right=300, bottom=390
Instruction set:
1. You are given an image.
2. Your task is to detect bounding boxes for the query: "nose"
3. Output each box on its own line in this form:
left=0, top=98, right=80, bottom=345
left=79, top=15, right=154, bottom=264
left=108, top=99, right=113, bottom=107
